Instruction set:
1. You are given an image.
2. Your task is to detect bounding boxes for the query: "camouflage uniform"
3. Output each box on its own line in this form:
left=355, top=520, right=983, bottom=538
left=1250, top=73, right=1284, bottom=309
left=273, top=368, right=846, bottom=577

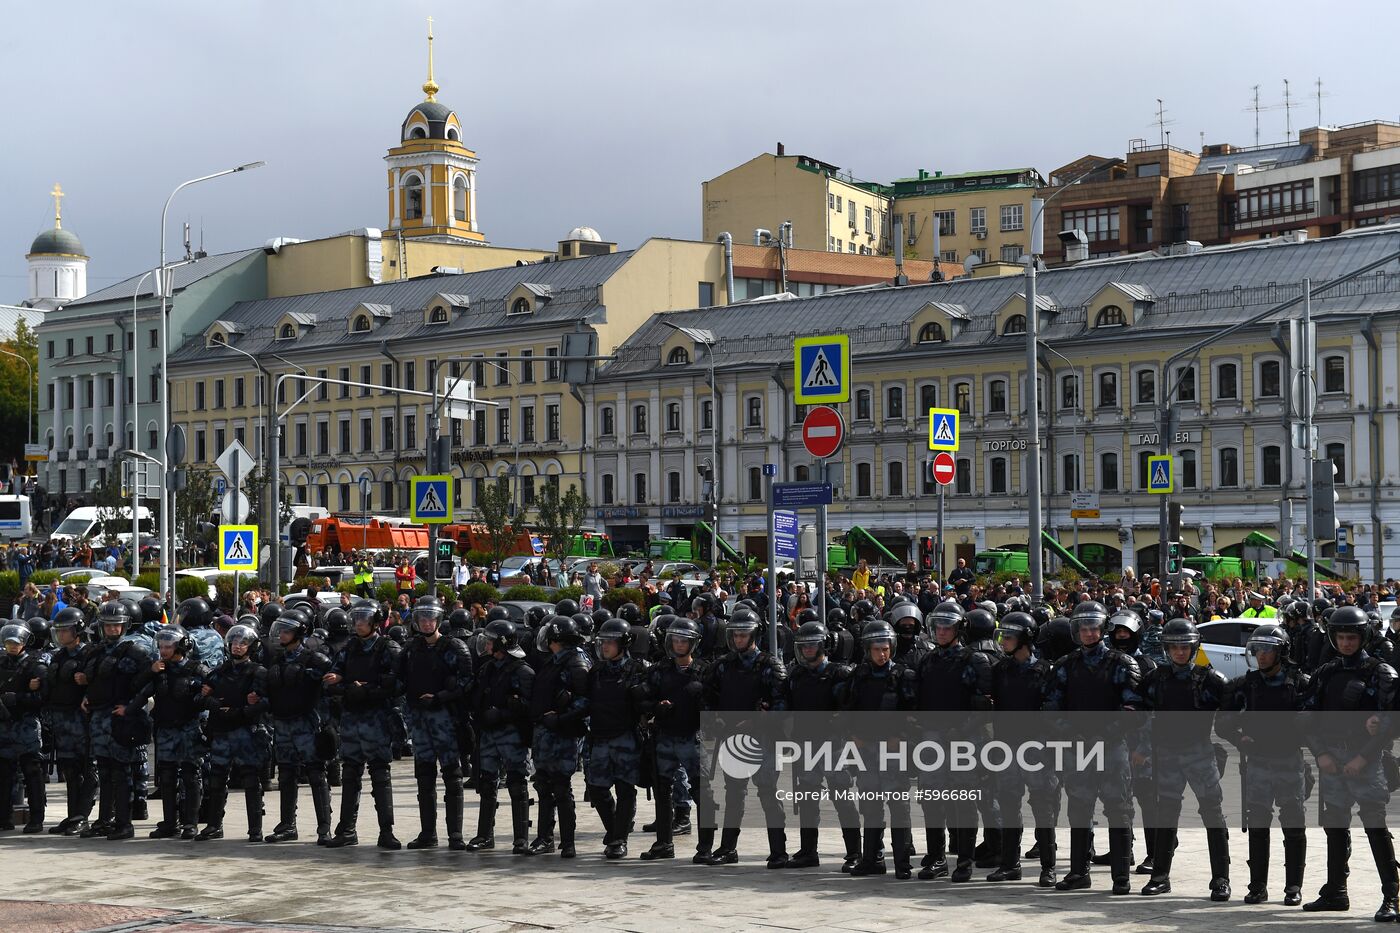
left=0, top=646, right=48, bottom=829
left=530, top=647, right=590, bottom=850
left=133, top=654, right=208, bottom=836
left=585, top=651, right=648, bottom=854
left=398, top=631, right=471, bottom=844
left=198, top=657, right=269, bottom=837
left=326, top=633, right=401, bottom=841
left=470, top=652, right=534, bottom=848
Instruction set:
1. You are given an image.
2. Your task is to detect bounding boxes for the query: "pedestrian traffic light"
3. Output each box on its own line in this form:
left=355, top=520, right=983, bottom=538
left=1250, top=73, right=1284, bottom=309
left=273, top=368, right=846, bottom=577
left=1168, top=502, right=1183, bottom=542
left=918, top=536, right=935, bottom=571
left=435, top=538, right=455, bottom=580
left=1312, top=457, right=1340, bottom=539
left=1166, top=540, right=1181, bottom=575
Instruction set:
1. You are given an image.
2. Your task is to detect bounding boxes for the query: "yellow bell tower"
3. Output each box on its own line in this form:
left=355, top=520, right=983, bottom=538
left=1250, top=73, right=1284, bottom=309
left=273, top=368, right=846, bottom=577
left=384, top=18, right=486, bottom=244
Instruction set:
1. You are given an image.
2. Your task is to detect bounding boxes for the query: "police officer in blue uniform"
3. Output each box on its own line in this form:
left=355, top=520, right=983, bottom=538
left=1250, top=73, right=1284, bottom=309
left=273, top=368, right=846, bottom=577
left=0, top=622, right=47, bottom=833
left=585, top=617, right=648, bottom=860
left=262, top=607, right=335, bottom=845
left=529, top=615, right=591, bottom=858
left=81, top=600, right=154, bottom=840
left=467, top=619, right=534, bottom=853
left=196, top=623, right=269, bottom=842
left=45, top=607, right=96, bottom=835
left=133, top=624, right=207, bottom=839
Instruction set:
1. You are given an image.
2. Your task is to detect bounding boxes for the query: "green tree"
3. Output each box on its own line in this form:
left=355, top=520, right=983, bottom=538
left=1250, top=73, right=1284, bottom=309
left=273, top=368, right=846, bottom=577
left=476, top=478, right=516, bottom=562
left=533, top=480, right=589, bottom=569
left=0, top=319, right=39, bottom=464
left=242, top=465, right=293, bottom=532
left=175, top=465, right=219, bottom=552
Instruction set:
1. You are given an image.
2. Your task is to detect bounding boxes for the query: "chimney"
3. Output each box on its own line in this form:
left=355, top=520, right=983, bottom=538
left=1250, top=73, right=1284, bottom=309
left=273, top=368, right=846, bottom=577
left=893, top=217, right=907, bottom=285
left=776, top=141, right=785, bottom=156
left=1059, top=229, right=1089, bottom=263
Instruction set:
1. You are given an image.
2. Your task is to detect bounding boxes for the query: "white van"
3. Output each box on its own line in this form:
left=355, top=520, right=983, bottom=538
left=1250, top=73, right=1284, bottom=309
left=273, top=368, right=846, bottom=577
left=0, top=495, right=32, bottom=540
left=49, top=505, right=153, bottom=547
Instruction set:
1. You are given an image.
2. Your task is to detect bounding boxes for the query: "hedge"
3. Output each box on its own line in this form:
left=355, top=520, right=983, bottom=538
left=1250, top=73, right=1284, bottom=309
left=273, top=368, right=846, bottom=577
left=133, top=572, right=160, bottom=592
left=553, top=585, right=583, bottom=604
left=459, top=582, right=501, bottom=606
left=175, top=575, right=209, bottom=602
left=502, top=584, right=549, bottom=602
left=602, top=587, right=646, bottom=613
left=0, top=571, right=19, bottom=603
left=29, top=570, right=61, bottom=587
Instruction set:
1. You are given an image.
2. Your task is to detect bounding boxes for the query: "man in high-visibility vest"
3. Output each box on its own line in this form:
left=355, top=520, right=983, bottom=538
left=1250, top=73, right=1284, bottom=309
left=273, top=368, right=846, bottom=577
left=352, top=552, right=374, bottom=598
left=1241, top=592, right=1277, bottom=619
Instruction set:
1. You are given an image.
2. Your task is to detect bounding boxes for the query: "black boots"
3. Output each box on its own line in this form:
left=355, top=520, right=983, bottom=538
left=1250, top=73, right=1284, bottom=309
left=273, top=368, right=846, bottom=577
left=1206, top=827, right=1232, bottom=901
left=243, top=768, right=264, bottom=842
left=444, top=765, right=465, bottom=850
left=371, top=766, right=399, bottom=850
left=1035, top=827, right=1058, bottom=887
left=605, top=784, right=634, bottom=860
left=987, top=827, right=1022, bottom=881
left=1283, top=829, right=1306, bottom=906
left=1304, top=828, right=1352, bottom=912
left=692, top=827, right=715, bottom=864
left=1368, top=828, right=1399, bottom=922
left=765, top=827, right=789, bottom=869
left=265, top=765, right=300, bottom=842
left=1244, top=827, right=1270, bottom=903
left=407, top=760, right=438, bottom=849
left=851, top=827, right=886, bottom=876
left=1141, top=828, right=1175, bottom=896
left=705, top=827, right=740, bottom=865
left=509, top=783, right=532, bottom=854
left=891, top=828, right=914, bottom=879
left=840, top=827, right=862, bottom=873
left=786, top=827, right=820, bottom=868
left=326, top=764, right=361, bottom=848
left=465, top=785, right=496, bottom=851
left=1056, top=828, right=1092, bottom=890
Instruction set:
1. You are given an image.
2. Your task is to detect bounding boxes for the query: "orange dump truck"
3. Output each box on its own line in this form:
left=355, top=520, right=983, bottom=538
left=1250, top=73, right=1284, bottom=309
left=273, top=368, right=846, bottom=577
left=305, top=516, right=429, bottom=555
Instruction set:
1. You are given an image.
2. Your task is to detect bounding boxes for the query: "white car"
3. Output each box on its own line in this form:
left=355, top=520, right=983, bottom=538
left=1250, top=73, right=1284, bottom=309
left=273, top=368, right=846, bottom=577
left=1197, top=618, right=1264, bottom=680
left=177, top=568, right=259, bottom=601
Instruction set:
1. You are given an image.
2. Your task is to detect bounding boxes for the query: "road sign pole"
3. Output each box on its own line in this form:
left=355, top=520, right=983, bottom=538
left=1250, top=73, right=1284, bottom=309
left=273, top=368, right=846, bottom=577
left=766, top=468, right=778, bottom=657
left=232, top=448, right=239, bottom=607
left=936, top=481, right=945, bottom=586
left=1303, top=277, right=1316, bottom=601
left=816, top=461, right=828, bottom=624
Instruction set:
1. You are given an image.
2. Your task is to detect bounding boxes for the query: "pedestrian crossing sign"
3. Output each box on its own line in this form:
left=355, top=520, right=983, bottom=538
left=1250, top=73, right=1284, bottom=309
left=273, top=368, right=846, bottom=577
left=1147, top=455, right=1173, bottom=494
left=927, top=408, right=960, bottom=451
left=411, top=474, right=453, bottom=523
left=793, top=334, right=850, bottom=404
left=218, top=525, right=258, bottom=572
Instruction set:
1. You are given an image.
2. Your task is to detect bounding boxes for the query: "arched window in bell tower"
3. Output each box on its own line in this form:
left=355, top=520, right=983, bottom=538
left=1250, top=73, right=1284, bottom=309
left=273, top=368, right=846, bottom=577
left=403, top=174, right=424, bottom=221
left=453, top=176, right=467, bottom=222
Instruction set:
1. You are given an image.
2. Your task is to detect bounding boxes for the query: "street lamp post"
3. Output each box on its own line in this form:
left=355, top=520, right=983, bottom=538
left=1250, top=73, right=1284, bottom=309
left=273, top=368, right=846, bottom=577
left=157, top=161, right=264, bottom=602
left=1039, top=342, right=1083, bottom=560
left=662, top=323, right=720, bottom=561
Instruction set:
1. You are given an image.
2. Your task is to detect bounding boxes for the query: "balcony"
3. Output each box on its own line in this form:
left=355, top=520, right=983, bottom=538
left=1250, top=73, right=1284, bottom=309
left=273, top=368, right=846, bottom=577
left=1235, top=200, right=1317, bottom=224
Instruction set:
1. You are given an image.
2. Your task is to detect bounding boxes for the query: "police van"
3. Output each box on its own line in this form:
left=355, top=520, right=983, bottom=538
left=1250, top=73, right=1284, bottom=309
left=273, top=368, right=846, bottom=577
left=0, top=495, right=31, bottom=540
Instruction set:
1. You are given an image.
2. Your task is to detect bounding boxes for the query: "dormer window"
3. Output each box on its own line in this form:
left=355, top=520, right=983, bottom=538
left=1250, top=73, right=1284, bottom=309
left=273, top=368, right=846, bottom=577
left=278, top=323, right=296, bottom=341
left=510, top=297, right=531, bottom=316
left=428, top=306, right=449, bottom=324
left=1003, top=314, right=1027, bottom=335
left=667, top=347, right=690, bottom=365
left=209, top=332, right=226, bottom=346
left=917, top=322, right=945, bottom=344
left=352, top=314, right=371, bottom=333
left=409, top=126, right=426, bottom=140
left=1095, top=305, right=1125, bottom=327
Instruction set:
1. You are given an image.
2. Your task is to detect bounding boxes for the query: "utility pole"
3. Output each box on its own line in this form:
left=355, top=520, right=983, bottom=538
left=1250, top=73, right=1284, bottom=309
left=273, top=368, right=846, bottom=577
left=1302, top=278, right=1317, bottom=600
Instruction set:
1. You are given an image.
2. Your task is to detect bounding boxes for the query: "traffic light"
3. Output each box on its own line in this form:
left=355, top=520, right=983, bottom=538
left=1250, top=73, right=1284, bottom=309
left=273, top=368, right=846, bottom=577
left=1312, top=457, right=1340, bottom=539
left=435, top=538, right=455, bottom=580
left=1166, top=540, right=1182, bottom=575
left=1168, top=502, right=1183, bottom=542
left=918, top=536, right=935, bottom=571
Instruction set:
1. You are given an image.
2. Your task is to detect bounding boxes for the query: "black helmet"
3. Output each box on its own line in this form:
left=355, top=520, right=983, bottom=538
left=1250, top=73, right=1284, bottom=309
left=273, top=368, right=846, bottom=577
left=1160, top=618, right=1201, bottom=663
left=618, top=603, right=643, bottom=625
left=224, top=623, right=260, bottom=654
left=1327, top=605, right=1370, bottom=651
left=174, top=597, right=212, bottom=631
left=386, top=625, right=409, bottom=645
left=1313, top=598, right=1333, bottom=617
left=1036, top=617, right=1076, bottom=662
left=447, top=607, right=472, bottom=632
left=794, top=620, right=829, bottom=659
left=525, top=605, right=551, bottom=627
left=852, top=598, right=877, bottom=622
left=323, top=607, right=349, bottom=635
left=1108, top=610, right=1143, bottom=653
left=926, top=600, right=965, bottom=635
left=690, top=593, right=713, bottom=616
left=595, top=618, right=632, bottom=654
left=554, top=598, right=580, bottom=618
left=1246, top=623, right=1289, bottom=670
left=665, top=617, right=702, bottom=659
left=998, top=611, right=1036, bottom=651
left=725, top=608, right=760, bottom=652
left=0, top=623, right=29, bottom=650
left=306, top=628, right=329, bottom=652
left=97, top=599, right=136, bottom=637
left=348, top=599, right=382, bottom=633
left=543, top=614, right=584, bottom=647
left=964, top=608, right=997, bottom=643
left=592, top=607, right=615, bottom=629
left=481, top=619, right=521, bottom=657
left=51, top=606, right=87, bottom=646
left=825, top=606, right=849, bottom=631
left=887, top=601, right=922, bottom=635
left=1030, top=605, right=1052, bottom=627
left=570, top=612, right=595, bottom=640
left=270, top=610, right=310, bottom=644
left=1283, top=600, right=1308, bottom=621
left=486, top=605, right=511, bottom=623
left=24, top=617, right=49, bottom=652
left=860, top=620, right=896, bottom=653
left=137, top=595, right=165, bottom=625
left=155, top=624, right=192, bottom=657
left=1071, top=600, right=1109, bottom=636
left=734, top=598, right=758, bottom=613
left=412, top=595, right=445, bottom=635
left=259, top=602, right=284, bottom=630
left=794, top=607, right=820, bottom=626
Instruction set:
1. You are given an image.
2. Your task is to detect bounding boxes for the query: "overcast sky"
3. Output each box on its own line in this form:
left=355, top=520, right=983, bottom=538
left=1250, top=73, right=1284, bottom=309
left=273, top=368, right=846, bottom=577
left=5, top=1, right=1399, bottom=296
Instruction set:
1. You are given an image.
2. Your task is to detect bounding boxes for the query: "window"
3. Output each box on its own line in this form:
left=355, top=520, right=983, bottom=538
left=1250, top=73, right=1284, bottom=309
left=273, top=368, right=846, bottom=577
left=667, top=346, right=689, bottom=365
left=934, top=210, right=956, bottom=236
left=195, top=430, right=206, bottom=463
left=85, top=335, right=93, bottom=355
left=1063, top=206, right=1119, bottom=242
left=316, top=368, right=328, bottom=401
left=149, top=427, right=159, bottom=450
left=516, top=349, right=532, bottom=384
left=1354, top=164, right=1400, bottom=205
left=747, top=467, right=762, bottom=501
left=317, top=421, right=330, bottom=455
left=855, top=389, right=871, bottom=421
left=855, top=463, right=872, bottom=498
left=970, top=207, right=987, bottom=235
left=634, top=473, right=647, bottom=504
left=1003, top=314, right=1026, bottom=335
left=919, top=383, right=937, bottom=412
left=1216, top=362, right=1238, bottom=400
left=886, top=386, right=903, bottom=419
left=1218, top=448, right=1239, bottom=487
left=698, top=282, right=714, bottom=307
left=1237, top=179, right=1315, bottom=222
left=381, top=363, right=394, bottom=395
left=453, top=176, right=467, bottom=221
left=352, top=314, right=370, bottom=333
left=828, top=193, right=835, bottom=210
left=381, top=415, right=394, bottom=450
left=105, top=334, right=113, bottom=352
left=1323, top=355, right=1346, bottom=393
left=600, top=406, right=615, bottom=436
left=1062, top=453, right=1079, bottom=492
left=195, top=382, right=206, bottom=411
left=667, top=471, right=681, bottom=503
left=1326, top=443, right=1347, bottom=483
left=990, top=457, right=1008, bottom=494
left=360, top=417, right=372, bottom=452
left=545, top=347, right=560, bottom=380
left=399, top=361, right=413, bottom=393
left=1100, top=452, right=1119, bottom=491
left=403, top=175, right=423, bottom=220
left=700, top=399, right=712, bottom=430
left=917, top=322, right=945, bottom=344
left=745, top=396, right=762, bottom=427
left=428, top=305, right=449, bottom=324
left=955, top=458, right=972, bottom=495
left=473, top=411, right=486, bottom=445
left=546, top=404, right=560, bottom=442
left=1095, top=305, right=1125, bottom=327
left=864, top=206, right=873, bottom=234
left=1136, top=451, right=1152, bottom=490
left=602, top=474, right=615, bottom=504
left=1135, top=162, right=1162, bottom=178
left=1261, top=445, right=1282, bottom=486
left=1097, top=371, right=1118, bottom=408
left=46, top=340, right=53, bottom=359
left=954, top=382, right=971, bottom=414
left=836, top=195, right=843, bottom=213
left=359, top=365, right=371, bottom=397
left=632, top=404, right=648, bottom=435
left=1060, top=373, right=1079, bottom=410
left=887, top=461, right=904, bottom=497
left=521, top=406, right=535, bottom=443
left=1174, top=365, right=1196, bottom=402
left=988, top=379, right=1007, bottom=414
left=666, top=402, right=681, bottom=432
left=1258, top=360, right=1281, bottom=398
left=472, top=357, right=485, bottom=386
left=336, top=367, right=349, bottom=399
left=1000, top=204, right=1024, bottom=232
left=1181, top=449, right=1197, bottom=489
left=293, top=423, right=305, bottom=457
left=1000, top=245, right=1024, bottom=263
left=492, top=405, right=509, bottom=443
left=1135, top=369, right=1156, bottom=404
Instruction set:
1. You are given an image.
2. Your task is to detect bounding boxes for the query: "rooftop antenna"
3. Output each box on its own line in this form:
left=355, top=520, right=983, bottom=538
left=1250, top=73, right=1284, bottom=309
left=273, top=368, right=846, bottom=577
left=1153, top=99, right=1175, bottom=148
left=183, top=221, right=192, bottom=261
left=1283, top=79, right=1294, bottom=140
left=1313, top=77, right=1330, bottom=126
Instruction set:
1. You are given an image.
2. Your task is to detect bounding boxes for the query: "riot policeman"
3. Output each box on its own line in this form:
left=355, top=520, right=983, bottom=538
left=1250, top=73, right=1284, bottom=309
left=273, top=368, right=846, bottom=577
left=196, top=624, right=270, bottom=842
left=585, top=617, right=649, bottom=860
left=0, top=623, right=47, bottom=833
left=262, top=608, right=335, bottom=844
left=174, top=597, right=226, bottom=670
left=132, top=625, right=207, bottom=839
left=466, top=619, right=534, bottom=853
left=44, top=607, right=96, bottom=835
left=398, top=596, right=472, bottom=850
left=80, top=600, right=155, bottom=840
left=528, top=615, right=591, bottom=858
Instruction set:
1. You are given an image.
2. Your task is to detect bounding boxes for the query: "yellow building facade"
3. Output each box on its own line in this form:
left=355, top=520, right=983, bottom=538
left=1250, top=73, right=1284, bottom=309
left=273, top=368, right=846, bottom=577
left=890, top=168, right=1044, bottom=266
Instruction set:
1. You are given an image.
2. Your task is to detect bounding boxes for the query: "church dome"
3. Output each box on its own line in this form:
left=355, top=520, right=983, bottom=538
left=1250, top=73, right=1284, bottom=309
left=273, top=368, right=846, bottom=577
left=28, top=226, right=86, bottom=258
left=402, top=100, right=461, bottom=141
left=566, top=226, right=602, bottom=242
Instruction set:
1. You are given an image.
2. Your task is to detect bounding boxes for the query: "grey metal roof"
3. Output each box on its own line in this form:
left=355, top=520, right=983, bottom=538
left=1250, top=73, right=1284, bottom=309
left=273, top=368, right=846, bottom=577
left=357, top=302, right=393, bottom=319
left=1106, top=281, right=1155, bottom=303
left=604, top=229, right=1400, bottom=378
left=0, top=304, right=44, bottom=336
left=67, top=249, right=260, bottom=307
left=1195, top=143, right=1313, bottom=175
left=171, top=250, right=634, bottom=364
left=211, top=319, right=247, bottom=334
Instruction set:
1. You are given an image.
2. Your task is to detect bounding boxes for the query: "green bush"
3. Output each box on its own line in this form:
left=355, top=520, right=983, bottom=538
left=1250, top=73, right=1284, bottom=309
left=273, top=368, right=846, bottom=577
left=175, top=575, right=209, bottom=602
left=64, top=574, right=95, bottom=587
left=412, top=582, right=457, bottom=602
left=30, top=570, right=60, bottom=587
left=460, top=581, right=501, bottom=606
left=375, top=582, right=400, bottom=605
left=290, top=575, right=332, bottom=593
left=211, top=575, right=256, bottom=611
left=503, top=584, right=549, bottom=602
left=337, top=581, right=359, bottom=595
left=0, top=571, right=19, bottom=603
left=133, top=572, right=161, bottom=592
left=602, top=587, right=646, bottom=613
left=462, top=550, right=493, bottom=568
left=553, top=585, right=583, bottom=604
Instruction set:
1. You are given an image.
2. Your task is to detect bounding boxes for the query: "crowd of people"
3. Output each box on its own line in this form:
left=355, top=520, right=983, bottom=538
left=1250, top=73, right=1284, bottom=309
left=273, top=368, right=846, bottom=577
left=1, top=554, right=1399, bottom=922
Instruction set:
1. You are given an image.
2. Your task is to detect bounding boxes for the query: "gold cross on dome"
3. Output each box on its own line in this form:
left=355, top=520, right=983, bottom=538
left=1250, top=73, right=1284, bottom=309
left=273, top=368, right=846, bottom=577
left=50, top=183, right=64, bottom=228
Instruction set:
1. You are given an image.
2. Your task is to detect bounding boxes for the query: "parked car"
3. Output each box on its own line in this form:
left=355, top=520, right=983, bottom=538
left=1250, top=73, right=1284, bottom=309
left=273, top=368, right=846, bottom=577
left=1196, top=618, right=1262, bottom=680
left=498, top=557, right=561, bottom=585
left=177, top=568, right=260, bottom=602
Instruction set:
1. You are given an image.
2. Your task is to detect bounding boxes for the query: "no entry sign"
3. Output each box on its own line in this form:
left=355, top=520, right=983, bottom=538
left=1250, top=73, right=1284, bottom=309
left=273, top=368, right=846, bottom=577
left=931, top=451, right=956, bottom=486
left=801, top=405, right=845, bottom=459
